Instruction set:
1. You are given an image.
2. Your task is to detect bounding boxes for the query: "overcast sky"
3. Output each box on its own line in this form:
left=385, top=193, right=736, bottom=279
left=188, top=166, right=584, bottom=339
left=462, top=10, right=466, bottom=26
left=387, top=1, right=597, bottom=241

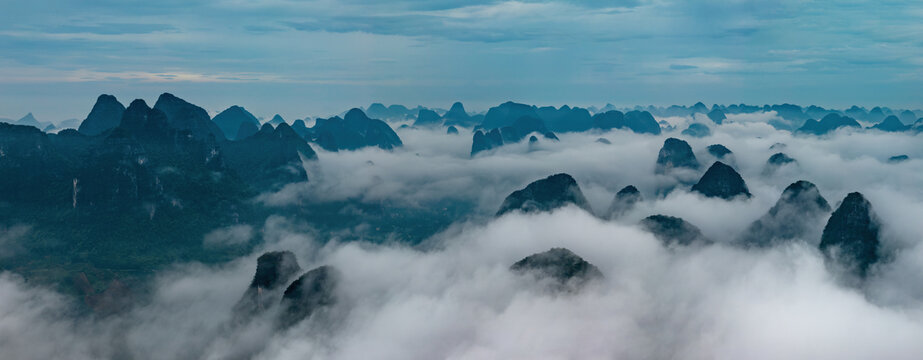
left=1, top=0, right=921, bottom=121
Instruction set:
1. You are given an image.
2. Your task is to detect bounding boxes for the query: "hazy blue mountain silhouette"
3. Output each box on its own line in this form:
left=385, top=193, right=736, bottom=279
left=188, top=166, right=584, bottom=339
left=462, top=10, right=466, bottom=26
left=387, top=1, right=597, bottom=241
left=797, top=113, right=860, bottom=135
left=78, top=94, right=125, bottom=136
left=310, top=108, right=403, bottom=151
left=214, top=105, right=260, bottom=140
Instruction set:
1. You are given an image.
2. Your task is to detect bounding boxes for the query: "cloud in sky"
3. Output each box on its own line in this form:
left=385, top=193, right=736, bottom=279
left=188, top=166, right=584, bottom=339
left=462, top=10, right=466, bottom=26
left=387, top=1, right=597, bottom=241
left=0, top=0, right=921, bottom=120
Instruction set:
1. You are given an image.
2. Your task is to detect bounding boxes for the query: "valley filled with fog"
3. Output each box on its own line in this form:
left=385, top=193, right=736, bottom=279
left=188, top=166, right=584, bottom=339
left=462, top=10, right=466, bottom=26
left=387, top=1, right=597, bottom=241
left=2, top=96, right=923, bottom=359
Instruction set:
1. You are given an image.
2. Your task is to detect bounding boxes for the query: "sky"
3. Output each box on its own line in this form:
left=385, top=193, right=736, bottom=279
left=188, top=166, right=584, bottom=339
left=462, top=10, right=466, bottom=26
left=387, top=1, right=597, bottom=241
left=0, top=0, right=921, bottom=121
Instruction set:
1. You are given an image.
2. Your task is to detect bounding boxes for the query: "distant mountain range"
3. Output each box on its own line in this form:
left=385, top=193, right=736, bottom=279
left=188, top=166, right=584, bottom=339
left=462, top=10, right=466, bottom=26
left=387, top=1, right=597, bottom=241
left=8, top=100, right=922, bottom=138
left=0, top=93, right=916, bottom=313
left=0, top=93, right=408, bottom=303
left=314, top=100, right=923, bottom=156
left=0, top=113, right=58, bottom=132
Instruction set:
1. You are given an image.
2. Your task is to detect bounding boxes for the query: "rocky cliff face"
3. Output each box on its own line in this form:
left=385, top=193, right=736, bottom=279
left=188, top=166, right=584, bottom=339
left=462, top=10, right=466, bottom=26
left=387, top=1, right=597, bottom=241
left=640, top=215, right=712, bottom=247
left=691, top=161, right=751, bottom=199
left=656, top=138, right=699, bottom=175
left=311, top=108, right=403, bottom=151
left=223, top=123, right=317, bottom=190
left=470, top=129, right=504, bottom=156
left=496, top=173, right=593, bottom=216
left=820, top=192, right=881, bottom=279
left=278, top=265, right=340, bottom=329
left=739, top=180, right=831, bottom=247
left=234, top=251, right=303, bottom=318
left=78, top=94, right=126, bottom=136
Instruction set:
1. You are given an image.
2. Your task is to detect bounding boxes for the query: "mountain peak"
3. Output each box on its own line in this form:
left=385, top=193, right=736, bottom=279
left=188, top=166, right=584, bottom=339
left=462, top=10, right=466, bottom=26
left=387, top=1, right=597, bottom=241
left=126, top=99, right=151, bottom=112
left=272, top=122, right=300, bottom=139
left=79, top=94, right=125, bottom=136
left=252, top=251, right=302, bottom=290
left=312, top=109, right=402, bottom=151
left=269, top=114, right=286, bottom=125
left=152, top=93, right=186, bottom=109
left=778, top=180, right=830, bottom=211
left=482, top=101, right=538, bottom=130
left=279, top=265, right=340, bottom=329
left=768, top=152, right=796, bottom=165
left=344, top=108, right=370, bottom=122
left=153, top=93, right=224, bottom=140
left=739, top=180, right=830, bottom=247
left=706, top=144, right=732, bottom=159
left=18, top=113, right=36, bottom=122
left=496, top=173, right=592, bottom=216
left=510, top=248, right=603, bottom=289
left=443, top=101, right=473, bottom=126
left=15, top=112, right=44, bottom=129
left=641, top=215, right=711, bottom=247
left=623, top=110, right=661, bottom=134
left=233, top=251, right=303, bottom=320
left=820, top=192, right=881, bottom=279
left=871, top=115, right=910, bottom=132
left=471, top=129, right=503, bottom=156
left=681, top=123, right=711, bottom=137
left=656, top=137, right=699, bottom=174
left=119, top=99, right=168, bottom=134
left=797, top=113, right=860, bottom=135
left=414, top=108, right=442, bottom=127
left=607, top=185, right=642, bottom=219
left=213, top=105, right=259, bottom=140
left=691, top=161, right=751, bottom=199
left=707, top=108, right=726, bottom=124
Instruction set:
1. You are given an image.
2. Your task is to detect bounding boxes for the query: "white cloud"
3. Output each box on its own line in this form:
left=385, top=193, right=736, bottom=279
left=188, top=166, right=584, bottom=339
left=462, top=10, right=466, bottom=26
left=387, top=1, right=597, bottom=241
left=203, top=224, right=254, bottom=248
left=7, top=201, right=923, bottom=358
left=3, top=114, right=923, bottom=358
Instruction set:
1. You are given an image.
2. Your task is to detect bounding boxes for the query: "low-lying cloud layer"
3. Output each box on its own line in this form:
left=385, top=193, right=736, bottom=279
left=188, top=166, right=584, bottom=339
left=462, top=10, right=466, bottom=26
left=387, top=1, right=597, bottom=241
left=3, top=209, right=923, bottom=359
left=277, top=113, right=923, bottom=222
left=3, top=112, right=923, bottom=359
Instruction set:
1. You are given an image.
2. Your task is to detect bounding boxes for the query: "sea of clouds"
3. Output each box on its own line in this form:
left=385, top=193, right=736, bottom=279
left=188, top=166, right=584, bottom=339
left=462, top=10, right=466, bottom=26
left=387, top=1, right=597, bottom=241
left=3, top=110, right=923, bottom=359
